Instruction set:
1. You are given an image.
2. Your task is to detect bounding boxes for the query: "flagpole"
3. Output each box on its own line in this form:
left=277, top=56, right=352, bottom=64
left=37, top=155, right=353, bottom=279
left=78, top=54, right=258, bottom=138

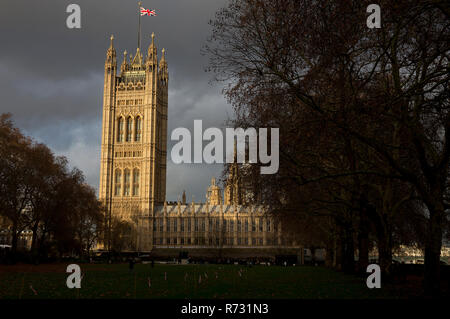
left=138, top=1, right=142, bottom=50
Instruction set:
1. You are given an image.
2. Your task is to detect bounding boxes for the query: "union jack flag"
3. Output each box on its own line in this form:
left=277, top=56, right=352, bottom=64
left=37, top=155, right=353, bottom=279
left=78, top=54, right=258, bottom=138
left=140, top=7, right=156, bottom=16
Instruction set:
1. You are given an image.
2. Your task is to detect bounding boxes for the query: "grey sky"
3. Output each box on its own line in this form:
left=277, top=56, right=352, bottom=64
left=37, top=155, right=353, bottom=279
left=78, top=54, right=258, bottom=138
left=0, top=0, right=232, bottom=202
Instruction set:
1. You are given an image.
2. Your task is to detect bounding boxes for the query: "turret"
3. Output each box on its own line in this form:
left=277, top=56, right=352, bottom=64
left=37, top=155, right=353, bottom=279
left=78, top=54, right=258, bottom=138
left=146, top=32, right=158, bottom=69
left=105, top=35, right=117, bottom=69
left=224, top=140, right=241, bottom=205
left=145, top=33, right=158, bottom=99
left=120, top=50, right=129, bottom=74
left=159, top=48, right=168, bottom=85
left=182, top=190, right=186, bottom=205
left=104, top=35, right=117, bottom=91
left=99, top=35, right=117, bottom=214
left=206, top=177, right=222, bottom=205
left=103, top=34, right=117, bottom=101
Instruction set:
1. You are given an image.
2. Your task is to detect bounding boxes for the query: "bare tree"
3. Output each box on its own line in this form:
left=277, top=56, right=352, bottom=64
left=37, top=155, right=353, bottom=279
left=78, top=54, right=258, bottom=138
left=206, top=0, right=449, bottom=294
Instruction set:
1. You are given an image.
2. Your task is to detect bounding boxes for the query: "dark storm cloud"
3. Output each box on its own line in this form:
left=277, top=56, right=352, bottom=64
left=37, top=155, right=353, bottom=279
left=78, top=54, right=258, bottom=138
left=0, top=0, right=232, bottom=201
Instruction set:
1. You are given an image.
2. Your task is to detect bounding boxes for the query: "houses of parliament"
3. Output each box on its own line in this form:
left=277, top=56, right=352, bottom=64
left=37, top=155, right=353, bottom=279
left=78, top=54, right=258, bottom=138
left=98, top=33, right=302, bottom=260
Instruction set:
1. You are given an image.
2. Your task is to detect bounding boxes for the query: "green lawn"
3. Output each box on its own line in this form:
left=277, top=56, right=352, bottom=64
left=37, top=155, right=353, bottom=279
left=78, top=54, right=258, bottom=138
left=0, top=263, right=402, bottom=299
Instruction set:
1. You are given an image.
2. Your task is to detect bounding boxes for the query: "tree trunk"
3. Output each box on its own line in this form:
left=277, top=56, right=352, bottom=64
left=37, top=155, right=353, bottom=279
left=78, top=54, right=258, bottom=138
left=377, top=227, right=392, bottom=279
left=334, top=233, right=343, bottom=270
left=310, top=247, right=316, bottom=265
left=357, top=210, right=370, bottom=273
left=11, top=221, right=18, bottom=258
left=325, top=240, right=334, bottom=268
left=424, top=206, right=443, bottom=296
left=341, top=225, right=355, bottom=273
left=31, top=220, right=39, bottom=252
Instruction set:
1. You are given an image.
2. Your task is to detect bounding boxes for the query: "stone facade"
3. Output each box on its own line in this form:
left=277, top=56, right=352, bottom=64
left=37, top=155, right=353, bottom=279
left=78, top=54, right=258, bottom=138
left=99, top=33, right=168, bottom=248
left=99, top=34, right=301, bottom=255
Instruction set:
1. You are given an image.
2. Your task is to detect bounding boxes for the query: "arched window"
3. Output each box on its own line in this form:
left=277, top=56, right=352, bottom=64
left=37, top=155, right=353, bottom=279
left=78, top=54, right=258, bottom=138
left=135, top=117, right=142, bottom=142
left=133, top=169, right=140, bottom=196
left=124, top=169, right=131, bottom=196
left=117, top=118, right=124, bottom=142
left=126, top=117, right=133, bottom=142
left=114, top=170, right=122, bottom=196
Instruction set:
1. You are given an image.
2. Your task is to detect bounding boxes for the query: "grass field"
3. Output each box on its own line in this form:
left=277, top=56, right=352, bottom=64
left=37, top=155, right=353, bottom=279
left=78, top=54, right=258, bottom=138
left=0, top=263, right=406, bottom=299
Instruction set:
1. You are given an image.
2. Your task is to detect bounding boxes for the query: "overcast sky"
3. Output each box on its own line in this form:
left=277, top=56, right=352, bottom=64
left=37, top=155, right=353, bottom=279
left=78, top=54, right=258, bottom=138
left=0, top=0, right=234, bottom=202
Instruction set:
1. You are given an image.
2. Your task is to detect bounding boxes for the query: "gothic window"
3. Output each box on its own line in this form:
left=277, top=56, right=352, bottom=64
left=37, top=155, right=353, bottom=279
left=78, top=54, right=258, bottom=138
left=237, top=220, right=242, bottom=232
left=118, top=117, right=124, bottom=142
left=252, top=219, right=256, bottom=232
left=245, top=219, right=249, bottom=232
left=258, top=219, right=263, bottom=232
left=132, top=169, right=140, bottom=196
left=135, top=117, right=142, bottom=142
left=230, top=220, right=234, bottom=232
left=173, top=219, right=177, bottom=232
left=187, top=219, right=191, bottom=232
left=114, top=170, right=122, bottom=196
left=124, top=169, right=130, bottom=196
left=181, top=219, right=185, bottom=232
left=166, top=218, right=170, bottom=232
left=266, top=220, right=271, bottom=232
left=159, top=218, right=163, bottom=232
left=126, top=117, right=133, bottom=142
left=194, top=218, right=199, bottom=232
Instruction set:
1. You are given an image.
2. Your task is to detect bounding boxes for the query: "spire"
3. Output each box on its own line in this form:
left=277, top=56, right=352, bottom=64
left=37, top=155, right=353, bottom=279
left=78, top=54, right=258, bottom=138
left=160, top=48, right=167, bottom=68
left=182, top=190, right=186, bottom=205
left=120, top=50, right=128, bottom=73
left=105, top=34, right=117, bottom=67
left=107, top=35, right=116, bottom=56
left=147, top=32, right=157, bottom=61
left=159, top=48, right=168, bottom=83
left=225, top=138, right=241, bottom=205
left=131, top=47, right=144, bottom=70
